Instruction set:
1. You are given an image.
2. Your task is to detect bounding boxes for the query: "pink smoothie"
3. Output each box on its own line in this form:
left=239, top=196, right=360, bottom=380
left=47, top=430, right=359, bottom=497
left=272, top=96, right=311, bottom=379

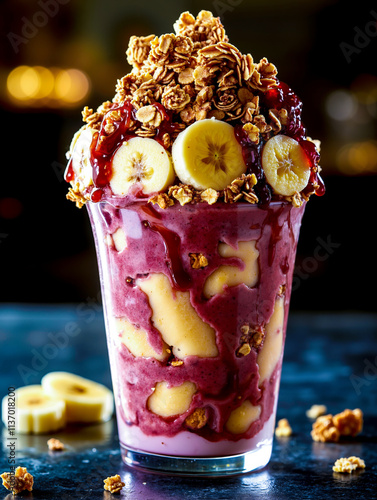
left=87, top=200, right=305, bottom=457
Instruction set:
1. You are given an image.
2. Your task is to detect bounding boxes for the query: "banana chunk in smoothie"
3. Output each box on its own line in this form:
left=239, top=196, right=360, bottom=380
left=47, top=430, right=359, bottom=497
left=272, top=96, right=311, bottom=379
left=116, top=317, right=170, bottom=362
left=148, top=381, right=197, bottom=417
left=257, top=296, right=285, bottom=386
left=226, top=400, right=261, bottom=434
left=137, top=273, right=218, bottom=359
left=203, top=241, right=259, bottom=298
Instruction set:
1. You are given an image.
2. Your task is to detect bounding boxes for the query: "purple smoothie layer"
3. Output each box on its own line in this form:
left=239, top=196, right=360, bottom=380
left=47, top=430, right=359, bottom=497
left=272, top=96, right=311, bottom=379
left=88, top=201, right=304, bottom=454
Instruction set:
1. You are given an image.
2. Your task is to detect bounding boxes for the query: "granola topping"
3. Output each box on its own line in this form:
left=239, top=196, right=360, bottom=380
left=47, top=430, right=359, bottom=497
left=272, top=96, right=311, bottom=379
left=65, top=10, right=323, bottom=208
left=1, top=466, right=34, bottom=495
left=103, top=474, right=125, bottom=494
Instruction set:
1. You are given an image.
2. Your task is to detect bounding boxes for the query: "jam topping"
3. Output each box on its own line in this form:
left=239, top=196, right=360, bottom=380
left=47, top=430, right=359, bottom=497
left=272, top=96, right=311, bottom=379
left=90, top=101, right=135, bottom=188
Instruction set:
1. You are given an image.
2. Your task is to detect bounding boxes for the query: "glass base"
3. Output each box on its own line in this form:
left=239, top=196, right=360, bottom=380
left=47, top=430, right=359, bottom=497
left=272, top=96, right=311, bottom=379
left=121, top=441, right=272, bottom=477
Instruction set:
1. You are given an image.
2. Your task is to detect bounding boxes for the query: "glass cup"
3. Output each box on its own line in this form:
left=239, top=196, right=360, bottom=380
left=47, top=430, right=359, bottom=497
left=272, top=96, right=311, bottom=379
left=87, top=200, right=305, bottom=476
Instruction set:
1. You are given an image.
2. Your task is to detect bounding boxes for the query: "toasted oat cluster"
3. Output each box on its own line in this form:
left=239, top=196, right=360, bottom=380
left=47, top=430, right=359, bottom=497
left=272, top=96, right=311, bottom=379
left=306, top=404, right=327, bottom=419
left=66, top=10, right=323, bottom=208
left=103, top=474, right=125, bottom=494
left=189, top=252, right=209, bottom=268
left=236, top=324, right=265, bottom=357
left=1, top=466, right=34, bottom=495
left=185, top=408, right=208, bottom=429
left=333, top=408, right=363, bottom=436
left=311, top=414, right=340, bottom=443
left=275, top=418, right=293, bottom=437
left=311, top=408, right=363, bottom=443
left=82, top=11, right=279, bottom=141
left=47, top=437, right=65, bottom=451
left=333, top=456, right=365, bottom=474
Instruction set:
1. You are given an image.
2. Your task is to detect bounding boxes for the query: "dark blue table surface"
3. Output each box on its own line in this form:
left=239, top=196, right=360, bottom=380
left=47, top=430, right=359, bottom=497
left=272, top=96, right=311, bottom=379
left=1, top=305, right=376, bottom=499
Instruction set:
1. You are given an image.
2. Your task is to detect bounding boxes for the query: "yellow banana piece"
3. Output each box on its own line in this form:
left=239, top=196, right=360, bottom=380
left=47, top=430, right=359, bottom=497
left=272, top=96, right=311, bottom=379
left=110, top=137, right=175, bottom=196
left=1, top=385, right=66, bottom=434
left=172, top=118, right=247, bottom=190
left=262, top=134, right=311, bottom=196
left=41, top=372, right=114, bottom=423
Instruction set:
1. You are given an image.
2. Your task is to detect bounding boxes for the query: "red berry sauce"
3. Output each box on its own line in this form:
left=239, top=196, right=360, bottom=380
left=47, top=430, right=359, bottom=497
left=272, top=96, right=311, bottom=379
left=235, top=80, right=325, bottom=202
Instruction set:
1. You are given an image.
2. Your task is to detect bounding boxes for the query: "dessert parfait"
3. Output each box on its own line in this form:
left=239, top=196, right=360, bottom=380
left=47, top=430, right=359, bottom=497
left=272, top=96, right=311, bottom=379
left=65, top=11, right=324, bottom=474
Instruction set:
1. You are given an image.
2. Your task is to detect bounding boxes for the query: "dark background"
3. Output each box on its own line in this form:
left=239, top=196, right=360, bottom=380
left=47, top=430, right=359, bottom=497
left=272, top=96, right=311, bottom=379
left=1, top=0, right=376, bottom=311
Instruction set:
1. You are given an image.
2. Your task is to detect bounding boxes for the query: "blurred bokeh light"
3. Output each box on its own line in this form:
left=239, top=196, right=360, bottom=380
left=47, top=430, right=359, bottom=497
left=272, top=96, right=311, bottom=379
left=7, top=65, right=90, bottom=107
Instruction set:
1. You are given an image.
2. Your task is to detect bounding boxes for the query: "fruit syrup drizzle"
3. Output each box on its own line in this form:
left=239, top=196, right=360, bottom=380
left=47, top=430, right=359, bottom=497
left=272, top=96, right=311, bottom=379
left=65, top=81, right=325, bottom=205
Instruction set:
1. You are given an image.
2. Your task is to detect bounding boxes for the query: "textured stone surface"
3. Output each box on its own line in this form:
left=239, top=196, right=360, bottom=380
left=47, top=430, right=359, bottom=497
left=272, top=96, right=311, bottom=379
left=0, top=306, right=376, bottom=499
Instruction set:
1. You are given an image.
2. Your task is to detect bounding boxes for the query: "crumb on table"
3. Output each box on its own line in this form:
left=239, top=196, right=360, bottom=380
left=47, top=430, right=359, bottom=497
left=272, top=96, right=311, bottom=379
left=103, top=474, right=125, bottom=494
left=1, top=466, right=34, bottom=495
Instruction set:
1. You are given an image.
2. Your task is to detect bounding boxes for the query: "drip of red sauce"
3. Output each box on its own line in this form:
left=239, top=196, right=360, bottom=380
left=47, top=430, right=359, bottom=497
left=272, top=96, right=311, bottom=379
left=140, top=205, right=191, bottom=290
left=64, top=158, right=75, bottom=182
left=90, top=101, right=135, bottom=188
left=91, top=188, right=103, bottom=202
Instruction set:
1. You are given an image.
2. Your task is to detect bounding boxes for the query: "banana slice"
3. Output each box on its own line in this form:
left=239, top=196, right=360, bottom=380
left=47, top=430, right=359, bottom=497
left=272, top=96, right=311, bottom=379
left=110, top=137, right=175, bottom=196
left=66, top=126, right=95, bottom=192
left=172, top=118, right=247, bottom=190
left=261, top=134, right=311, bottom=196
left=1, top=385, right=66, bottom=434
left=41, top=372, right=114, bottom=423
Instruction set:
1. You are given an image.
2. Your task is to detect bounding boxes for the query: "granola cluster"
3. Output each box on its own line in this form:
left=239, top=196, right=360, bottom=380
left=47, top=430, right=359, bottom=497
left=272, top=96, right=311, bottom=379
left=1, top=466, right=34, bottom=495
left=306, top=404, right=327, bottom=419
left=47, top=437, right=65, bottom=451
left=275, top=418, right=293, bottom=437
left=66, top=10, right=322, bottom=208
left=236, top=324, right=265, bottom=357
left=333, top=456, right=365, bottom=474
left=185, top=407, right=208, bottom=429
left=103, top=474, right=125, bottom=494
left=311, top=408, right=363, bottom=443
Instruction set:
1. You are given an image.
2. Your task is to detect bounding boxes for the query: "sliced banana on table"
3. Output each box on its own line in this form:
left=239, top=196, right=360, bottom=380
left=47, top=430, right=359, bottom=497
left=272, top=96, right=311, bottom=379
left=41, top=372, right=114, bottom=424
left=172, top=118, right=247, bottom=190
left=1, top=385, right=66, bottom=434
left=261, top=134, right=311, bottom=196
left=110, top=137, right=175, bottom=196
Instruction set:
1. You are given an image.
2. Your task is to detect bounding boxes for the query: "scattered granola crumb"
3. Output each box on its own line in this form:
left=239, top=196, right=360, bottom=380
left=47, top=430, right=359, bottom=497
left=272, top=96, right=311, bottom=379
left=149, top=192, right=174, bottom=209
left=200, top=188, right=219, bottom=205
left=236, top=343, right=251, bottom=357
left=1, top=466, right=34, bottom=495
left=333, top=456, right=365, bottom=474
left=66, top=187, right=86, bottom=208
left=47, top=438, right=65, bottom=451
left=311, top=408, right=363, bottom=442
left=103, top=474, right=125, bottom=494
left=333, top=408, right=363, bottom=437
left=311, top=414, right=340, bottom=443
left=189, top=252, right=208, bottom=269
left=171, top=360, right=184, bottom=367
left=306, top=404, right=327, bottom=419
left=238, top=324, right=265, bottom=352
left=275, top=418, right=293, bottom=437
left=185, top=408, right=207, bottom=429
